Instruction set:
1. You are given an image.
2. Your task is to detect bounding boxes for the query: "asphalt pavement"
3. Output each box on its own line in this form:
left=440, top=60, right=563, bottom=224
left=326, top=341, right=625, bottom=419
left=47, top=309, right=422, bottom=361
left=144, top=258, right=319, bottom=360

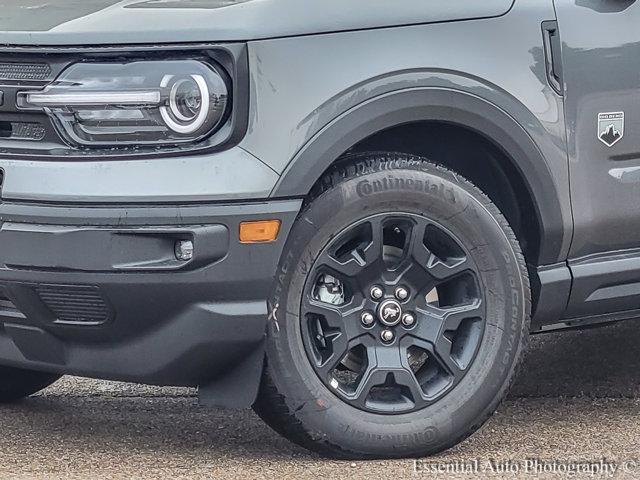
left=2, top=320, right=640, bottom=479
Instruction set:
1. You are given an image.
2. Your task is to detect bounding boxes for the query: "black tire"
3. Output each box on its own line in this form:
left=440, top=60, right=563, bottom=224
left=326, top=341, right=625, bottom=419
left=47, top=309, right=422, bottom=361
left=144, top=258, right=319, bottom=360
left=254, top=152, right=530, bottom=459
left=0, top=366, right=60, bottom=403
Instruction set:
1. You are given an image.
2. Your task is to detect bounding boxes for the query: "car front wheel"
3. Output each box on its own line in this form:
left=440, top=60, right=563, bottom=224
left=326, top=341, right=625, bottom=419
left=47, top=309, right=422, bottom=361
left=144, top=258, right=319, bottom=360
left=254, top=152, right=530, bottom=459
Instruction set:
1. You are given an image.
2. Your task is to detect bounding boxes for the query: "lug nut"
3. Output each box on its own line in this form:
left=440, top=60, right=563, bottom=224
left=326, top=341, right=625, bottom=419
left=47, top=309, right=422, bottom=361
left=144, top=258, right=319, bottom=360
left=402, top=312, right=416, bottom=327
left=395, top=286, right=409, bottom=301
left=361, top=312, right=375, bottom=327
left=380, top=329, right=395, bottom=343
left=370, top=286, right=384, bottom=300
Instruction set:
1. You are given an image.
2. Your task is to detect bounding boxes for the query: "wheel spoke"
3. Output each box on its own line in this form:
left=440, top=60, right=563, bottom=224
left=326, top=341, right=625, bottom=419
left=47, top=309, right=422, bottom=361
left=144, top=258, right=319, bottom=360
left=350, top=345, right=427, bottom=411
left=316, top=217, right=385, bottom=279
left=408, top=222, right=431, bottom=268
left=388, top=365, right=430, bottom=410
left=434, top=334, right=465, bottom=378
left=425, top=255, right=472, bottom=281
left=413, top=301, right=483, bottom=342
left=407, top=220, right=472, bottom=282
left=350, top=348, right=385, bottom=409
left=412, top=301, right=483, bottom=378
left=395, top=261, right=433, bottom=295
left=388, top=222, right=434, bottom=294
left=316, top=248, right=366, bottom=278
left=440, top=301, right=484, bottom=331
left=303, top=296, right=363, bottom=341
left=367, top=216, right=385, bottom=263
left=311, top=339, right=356, bottom=382
left=315, top=340, right=349, bottom=378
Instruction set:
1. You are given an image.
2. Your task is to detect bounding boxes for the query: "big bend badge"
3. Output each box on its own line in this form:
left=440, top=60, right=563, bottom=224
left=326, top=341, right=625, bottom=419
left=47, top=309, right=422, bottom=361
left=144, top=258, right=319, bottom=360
left=598, top=112, right=624, bottom=147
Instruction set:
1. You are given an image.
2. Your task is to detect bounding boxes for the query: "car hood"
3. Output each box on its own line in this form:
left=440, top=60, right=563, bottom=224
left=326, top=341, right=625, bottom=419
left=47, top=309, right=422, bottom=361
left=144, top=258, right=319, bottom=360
left=0, top=0, right=514, bottom=46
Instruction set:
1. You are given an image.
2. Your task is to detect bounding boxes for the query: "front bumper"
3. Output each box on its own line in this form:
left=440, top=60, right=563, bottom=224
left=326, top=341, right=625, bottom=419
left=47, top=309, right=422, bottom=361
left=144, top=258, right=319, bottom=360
left=0, top=199, right=301, bottom=391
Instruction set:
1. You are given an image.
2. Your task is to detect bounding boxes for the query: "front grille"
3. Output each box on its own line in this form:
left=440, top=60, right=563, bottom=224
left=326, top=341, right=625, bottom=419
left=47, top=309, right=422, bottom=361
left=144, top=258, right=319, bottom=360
left=0, top=55, right=60, bottom=154
left=0, top=62, right=51, bottom=81
left=0, top=121, right=46, bottom=140
left=35, top=285, right=111, bottom=326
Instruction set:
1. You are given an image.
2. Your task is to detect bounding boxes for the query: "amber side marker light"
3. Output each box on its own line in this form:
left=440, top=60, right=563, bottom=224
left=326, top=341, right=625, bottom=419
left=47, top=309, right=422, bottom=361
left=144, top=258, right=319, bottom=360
left=239, top=220, right=281, bottom=244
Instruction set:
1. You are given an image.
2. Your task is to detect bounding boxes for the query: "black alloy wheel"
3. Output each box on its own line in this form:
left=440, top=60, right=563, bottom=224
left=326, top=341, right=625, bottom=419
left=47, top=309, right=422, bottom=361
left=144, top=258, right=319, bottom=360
left=302, top=213, right=484, bottom=414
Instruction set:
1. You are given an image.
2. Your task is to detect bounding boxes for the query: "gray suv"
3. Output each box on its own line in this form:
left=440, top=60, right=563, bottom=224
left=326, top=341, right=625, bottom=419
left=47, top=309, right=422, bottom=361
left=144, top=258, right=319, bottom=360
left=0, top=0, right=637, bottom=459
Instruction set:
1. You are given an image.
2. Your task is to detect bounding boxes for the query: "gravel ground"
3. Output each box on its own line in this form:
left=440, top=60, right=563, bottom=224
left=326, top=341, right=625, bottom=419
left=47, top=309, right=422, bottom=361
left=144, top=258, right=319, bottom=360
left=2, top=320, right=640, bottom=479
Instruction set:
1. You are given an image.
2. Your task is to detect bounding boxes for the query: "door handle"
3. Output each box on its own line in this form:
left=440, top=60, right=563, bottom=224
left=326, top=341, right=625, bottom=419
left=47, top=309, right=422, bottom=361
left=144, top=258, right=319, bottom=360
left=542, top=21, right=563, bottom=95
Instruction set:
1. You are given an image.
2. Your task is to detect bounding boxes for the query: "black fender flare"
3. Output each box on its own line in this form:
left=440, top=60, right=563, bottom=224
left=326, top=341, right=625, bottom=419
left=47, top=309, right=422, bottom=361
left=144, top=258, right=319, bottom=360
left=271, top=87, right=566, bottom=265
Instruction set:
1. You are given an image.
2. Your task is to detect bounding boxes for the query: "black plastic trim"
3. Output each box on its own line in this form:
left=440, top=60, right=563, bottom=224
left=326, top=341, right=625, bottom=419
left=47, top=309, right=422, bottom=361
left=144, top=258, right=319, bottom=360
left=565, top=248, right=640, bottom=319
left=0, top=199, right=301, bottom=404
left=541, top=21, right=563, bottom=96
left=530, top=262, right=572, bottom=330
left=272, top=87, right=566, bottom=265
left=537, top=308, right=640, bottom=334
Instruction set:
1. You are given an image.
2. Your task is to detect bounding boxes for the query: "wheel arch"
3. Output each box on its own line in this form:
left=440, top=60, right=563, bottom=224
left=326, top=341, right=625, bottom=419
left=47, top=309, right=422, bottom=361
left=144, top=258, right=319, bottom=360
left=271, top=87, right=566, bottom=267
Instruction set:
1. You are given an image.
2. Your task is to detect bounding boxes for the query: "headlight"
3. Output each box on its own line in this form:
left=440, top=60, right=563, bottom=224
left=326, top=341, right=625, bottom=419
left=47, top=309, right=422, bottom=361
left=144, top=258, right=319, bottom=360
left=20, top=59, right=229, bottom=147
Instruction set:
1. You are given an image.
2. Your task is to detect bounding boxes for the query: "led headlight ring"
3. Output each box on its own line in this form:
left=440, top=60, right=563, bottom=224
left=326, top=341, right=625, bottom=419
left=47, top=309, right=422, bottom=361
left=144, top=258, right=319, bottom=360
left=160, top=74, right=210, bottom=135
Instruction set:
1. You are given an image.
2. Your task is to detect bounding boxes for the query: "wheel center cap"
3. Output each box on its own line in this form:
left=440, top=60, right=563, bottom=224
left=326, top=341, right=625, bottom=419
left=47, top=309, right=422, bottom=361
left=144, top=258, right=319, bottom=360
left=377, top=299, right=403, bottom=326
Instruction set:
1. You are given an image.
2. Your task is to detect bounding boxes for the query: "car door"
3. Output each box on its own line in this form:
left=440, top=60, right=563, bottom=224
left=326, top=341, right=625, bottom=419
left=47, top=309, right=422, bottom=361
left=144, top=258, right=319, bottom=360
left=554, top=0, right=640, bottom=318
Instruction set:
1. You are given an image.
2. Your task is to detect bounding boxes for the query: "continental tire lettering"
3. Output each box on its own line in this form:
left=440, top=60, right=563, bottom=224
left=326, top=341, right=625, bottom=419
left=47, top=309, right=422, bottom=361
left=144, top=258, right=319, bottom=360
left=356, top=176, right=456, bottom=203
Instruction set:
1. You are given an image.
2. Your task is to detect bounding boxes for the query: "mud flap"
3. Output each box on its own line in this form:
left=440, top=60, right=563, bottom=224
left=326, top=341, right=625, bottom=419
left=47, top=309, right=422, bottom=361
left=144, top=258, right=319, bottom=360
left=198, top=338, right=265, bottom=409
